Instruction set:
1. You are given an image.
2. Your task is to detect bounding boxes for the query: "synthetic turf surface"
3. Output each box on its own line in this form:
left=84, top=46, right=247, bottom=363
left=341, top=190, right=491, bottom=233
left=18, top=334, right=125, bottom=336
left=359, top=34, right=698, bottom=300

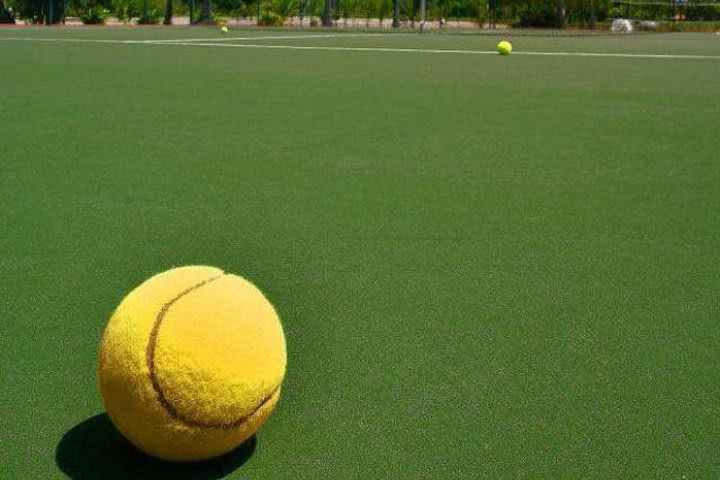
left=1, top=27, right=718, bottom=479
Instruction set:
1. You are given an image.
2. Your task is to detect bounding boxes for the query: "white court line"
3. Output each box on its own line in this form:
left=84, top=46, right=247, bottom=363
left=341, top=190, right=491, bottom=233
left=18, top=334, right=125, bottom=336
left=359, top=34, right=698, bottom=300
left=152, top=33, right=390, bottom=42
left=0, top=36, right=718, bottom=59
left=0, top=37, right=157, bottom=44
left=147, top=41, right=720, bottom=59
left=0, top=34, right=384, bottom=44
left=516, top=50, right=720, bottom=59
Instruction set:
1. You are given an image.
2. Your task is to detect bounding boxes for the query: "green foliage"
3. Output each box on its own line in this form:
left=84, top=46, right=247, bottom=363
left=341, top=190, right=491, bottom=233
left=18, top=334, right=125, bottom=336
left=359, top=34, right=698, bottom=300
left=0, top=1, right=16, bottom=22
left=685, top=3, right=720, bottom=20
left=214, top=0, right=243, bottom=14
left=117, top=3, right=139, bottom=21
left=5, top=0, right=720, bottom=27
left=12, top=0, right=63, bottom=22
left=272, top=0, right=297, bottom=18
left=80, top=6, right=108, bottom=22
left=592, top=0, right=719, bottom=23
left=200, top=11, right=221, bottom=22
left=115, top=0, right=134, bottom=22
left=229, top=1, right=252, bottom=19
left=658, top=19, right=720, bottom=30
left=375, top=0, right=391, bottom=24
left=299, top=0, right=318, bottom=18
left=516, top=1, right=556, bottom=27
left=137, top=6, right=161, bottom=21
left=258, top=8, right=283, bottom=23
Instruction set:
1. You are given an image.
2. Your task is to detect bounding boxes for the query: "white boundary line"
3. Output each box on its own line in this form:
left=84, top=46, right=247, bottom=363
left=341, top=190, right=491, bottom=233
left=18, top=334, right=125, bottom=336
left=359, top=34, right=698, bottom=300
left=184, top=42, right=720, bottom=59
left=0, top=36, right=718, bottom=59
left=0, top=33, right=386, bottom=44
left=0, top=37, right=159, bottom=44
left=153, top=33, right=390, bottom=42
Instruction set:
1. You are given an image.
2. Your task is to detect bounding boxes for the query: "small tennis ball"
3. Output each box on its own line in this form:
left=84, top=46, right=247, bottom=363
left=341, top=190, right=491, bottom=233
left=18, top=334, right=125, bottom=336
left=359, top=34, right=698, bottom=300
left=497, top=40, right=512, bottom=55
left=98, top=266, right=287, bottom=461
left=220, top=26, right=228, bottom=34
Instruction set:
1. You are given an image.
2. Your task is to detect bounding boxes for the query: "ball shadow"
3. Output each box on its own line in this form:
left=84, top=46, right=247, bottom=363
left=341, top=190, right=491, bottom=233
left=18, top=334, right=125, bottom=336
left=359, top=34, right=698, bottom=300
left=56, top=414, right=256, bottom=480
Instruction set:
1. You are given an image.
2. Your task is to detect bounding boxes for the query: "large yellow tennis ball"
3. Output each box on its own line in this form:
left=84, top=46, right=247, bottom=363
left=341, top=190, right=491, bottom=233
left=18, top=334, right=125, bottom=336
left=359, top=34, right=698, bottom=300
left=98, top=266, right=286, bottom=462
left=497, top=40, right=513, bottom=55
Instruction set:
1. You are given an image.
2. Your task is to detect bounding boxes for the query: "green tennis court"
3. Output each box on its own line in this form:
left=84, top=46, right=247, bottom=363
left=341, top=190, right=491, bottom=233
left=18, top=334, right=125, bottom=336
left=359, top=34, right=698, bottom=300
left=1, top=27, right=718, bottom=479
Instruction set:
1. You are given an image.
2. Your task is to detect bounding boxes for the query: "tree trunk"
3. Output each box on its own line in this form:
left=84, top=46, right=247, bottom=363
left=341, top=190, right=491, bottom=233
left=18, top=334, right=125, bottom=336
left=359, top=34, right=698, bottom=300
left=163, top=0, right=173, bottom=25
left=392, top=0, right=399, bottom=26
left=555, top=0, right=565, bottom=28
left=44, top=0, right=64, bottom=24
left=322, top=0, right=333, bottom=26
left=200, top=0, right=212, bottom=23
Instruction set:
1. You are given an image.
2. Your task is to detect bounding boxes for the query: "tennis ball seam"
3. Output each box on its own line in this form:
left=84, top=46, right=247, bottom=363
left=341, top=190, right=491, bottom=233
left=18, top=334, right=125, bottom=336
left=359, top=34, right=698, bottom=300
left=145, top=272, right=281, bottom=430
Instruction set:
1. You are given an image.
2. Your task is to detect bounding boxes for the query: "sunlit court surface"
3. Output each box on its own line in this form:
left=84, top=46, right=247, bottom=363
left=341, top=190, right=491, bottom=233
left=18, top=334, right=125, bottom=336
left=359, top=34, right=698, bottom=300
left=2, top=24, right=719, bottom=480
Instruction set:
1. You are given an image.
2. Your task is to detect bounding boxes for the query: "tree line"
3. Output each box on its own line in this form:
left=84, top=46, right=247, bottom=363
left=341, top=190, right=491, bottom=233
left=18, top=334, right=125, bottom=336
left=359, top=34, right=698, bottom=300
left=4, top=0, right=719, bottom=26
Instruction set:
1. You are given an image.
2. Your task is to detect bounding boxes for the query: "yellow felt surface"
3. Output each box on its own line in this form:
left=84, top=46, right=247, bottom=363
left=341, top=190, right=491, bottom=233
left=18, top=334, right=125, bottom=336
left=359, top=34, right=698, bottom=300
left=155, top=274, right=286, bottom=425
left=497, top=40, right=513, bottom=54
left=98, top=266, right=286, bottom=461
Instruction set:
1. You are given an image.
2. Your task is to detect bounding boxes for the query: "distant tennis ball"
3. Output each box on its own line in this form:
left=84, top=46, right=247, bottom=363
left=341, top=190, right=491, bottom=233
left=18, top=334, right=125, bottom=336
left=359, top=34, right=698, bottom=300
left=497, top=40, right=512, bottom=55
left=220, top=26, right=228, bottom=34
left=98, top=266, right=287, bottom=462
